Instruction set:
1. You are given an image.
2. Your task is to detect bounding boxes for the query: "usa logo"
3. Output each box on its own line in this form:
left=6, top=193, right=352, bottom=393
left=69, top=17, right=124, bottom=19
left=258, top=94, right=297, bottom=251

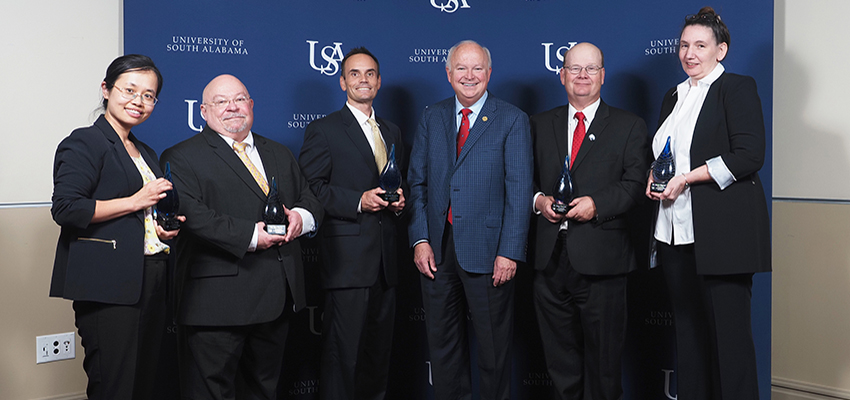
left=431, top=0, right=470, bottom=13
left=542, top=42, right=577, bottom=74
left=306, top=40, right=344, bottom=76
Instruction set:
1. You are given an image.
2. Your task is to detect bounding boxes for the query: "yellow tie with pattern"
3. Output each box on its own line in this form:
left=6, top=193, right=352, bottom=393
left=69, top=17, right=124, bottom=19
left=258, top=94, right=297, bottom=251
left=367, top=118, right=387, bottom=172
left=232, top=141, right=269, bottom=195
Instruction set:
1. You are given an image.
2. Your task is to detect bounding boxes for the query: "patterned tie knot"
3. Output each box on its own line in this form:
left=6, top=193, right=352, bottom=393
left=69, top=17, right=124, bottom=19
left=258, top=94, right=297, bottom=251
left=575, top=111, right=585, bottom=122
left=367, top=118, right=378, bottom=129
left=233, top=141, right=248, bottom=153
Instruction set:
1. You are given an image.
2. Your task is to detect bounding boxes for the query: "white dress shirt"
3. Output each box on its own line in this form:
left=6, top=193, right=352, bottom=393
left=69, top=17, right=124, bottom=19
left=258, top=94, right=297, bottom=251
left=652, top=63, right=735, bottom=246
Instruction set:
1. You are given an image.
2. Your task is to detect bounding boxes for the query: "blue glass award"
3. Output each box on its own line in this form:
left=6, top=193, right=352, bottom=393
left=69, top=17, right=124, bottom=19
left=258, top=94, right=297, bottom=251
left=155, top=162, right=181, bottom=231
left=263, top=177, right=288, bottom=235
left=651, top=136, right=676, bottom=193
left=379, top=144, right=401, bottom=203
left=551, top=154, right=575, bottom=215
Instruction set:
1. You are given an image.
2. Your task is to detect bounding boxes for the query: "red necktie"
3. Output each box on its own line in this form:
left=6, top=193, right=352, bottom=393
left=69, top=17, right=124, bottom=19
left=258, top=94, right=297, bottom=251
left=570, top=111, right=586, bottom=169
left=449, top=108, right=472, bottom=224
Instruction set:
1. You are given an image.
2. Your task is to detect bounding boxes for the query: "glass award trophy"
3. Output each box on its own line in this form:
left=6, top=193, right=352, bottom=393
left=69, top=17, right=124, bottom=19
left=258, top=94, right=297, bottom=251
left=155, top=161, right=181, bottom=231
left=651, top=136, right=676, bottom=193
left=379, top=144, right=401, bottom=203
left=551, top=154, right=574, bottom=215
left=263, top=177, right=288, bottom=235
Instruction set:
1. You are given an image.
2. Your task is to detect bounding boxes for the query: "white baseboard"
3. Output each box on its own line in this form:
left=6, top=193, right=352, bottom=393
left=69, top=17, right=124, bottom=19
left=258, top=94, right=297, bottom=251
left=773, top=376, right=850, bottom=400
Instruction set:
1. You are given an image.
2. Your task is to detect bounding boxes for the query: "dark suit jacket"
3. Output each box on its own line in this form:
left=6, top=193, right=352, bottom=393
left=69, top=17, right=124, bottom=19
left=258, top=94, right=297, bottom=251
left=530, top=101, right=650, bottom=275
left=298, top=105, right=406, bottom=289
left=657, top=72, right=771, bottom=275
left=50, top=115, right=162, bottom=304
left=408, top=94, right=533, bottom=274
left=160, top=127, right=323, bottom=326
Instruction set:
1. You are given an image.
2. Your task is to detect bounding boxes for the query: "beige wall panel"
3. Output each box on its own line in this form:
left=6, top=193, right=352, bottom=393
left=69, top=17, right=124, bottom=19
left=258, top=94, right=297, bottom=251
left=0, top=207, right=85, bottom=399
left=773, top=201, right=850, bottom=396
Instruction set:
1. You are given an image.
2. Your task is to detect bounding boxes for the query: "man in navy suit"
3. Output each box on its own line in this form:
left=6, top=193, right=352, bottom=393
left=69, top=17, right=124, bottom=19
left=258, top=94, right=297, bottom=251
left=407, top=40, right=532, bottom=400
left=299, top=47, right=405, bottom=400
left=530, top=42, right=650, bottom=400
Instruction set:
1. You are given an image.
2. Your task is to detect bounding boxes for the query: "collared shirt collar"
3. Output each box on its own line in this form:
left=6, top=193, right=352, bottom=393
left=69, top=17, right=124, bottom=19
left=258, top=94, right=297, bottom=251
left=567, top=97, right=601, bottom=124
left=218, top=131, right=256, bottom=149
left=683, top=62, right=725, bottom=90
left=346, top=102, right=376, bottom=126
left=454, top=91, right=488, bottom=130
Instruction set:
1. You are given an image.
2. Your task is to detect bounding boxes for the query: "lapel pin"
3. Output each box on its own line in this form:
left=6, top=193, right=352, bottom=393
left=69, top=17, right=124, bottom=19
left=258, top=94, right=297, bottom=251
left=482, top=116, right=488, bottom=122
left=588, top=134, right=596, bottom=142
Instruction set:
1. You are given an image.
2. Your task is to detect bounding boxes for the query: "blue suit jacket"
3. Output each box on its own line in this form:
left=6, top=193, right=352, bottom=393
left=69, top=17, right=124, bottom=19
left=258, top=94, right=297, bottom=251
left=408, top=94, right=533, bottom=274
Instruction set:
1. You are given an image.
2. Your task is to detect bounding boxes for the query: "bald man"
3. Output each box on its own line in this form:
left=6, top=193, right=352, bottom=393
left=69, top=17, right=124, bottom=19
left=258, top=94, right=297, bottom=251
left=161, top=74, right=323, bottom=400
left=530, top=43, right=649, bottom=400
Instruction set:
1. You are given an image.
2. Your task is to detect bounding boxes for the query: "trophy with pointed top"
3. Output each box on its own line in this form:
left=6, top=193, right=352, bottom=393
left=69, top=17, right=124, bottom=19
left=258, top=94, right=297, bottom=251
left=155, top=162, right=181, bottom=231
left=263, top=177, right=288, bottom=235
left=651, top=136, right=676, bottom=193
left=551, top=154, right=575, bottom=215
left=379, top=144, right=401, bottom=203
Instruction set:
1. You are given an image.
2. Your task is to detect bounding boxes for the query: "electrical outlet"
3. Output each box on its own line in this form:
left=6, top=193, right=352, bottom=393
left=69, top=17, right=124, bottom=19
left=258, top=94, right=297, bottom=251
left=36, top=332, right=76, bottom=364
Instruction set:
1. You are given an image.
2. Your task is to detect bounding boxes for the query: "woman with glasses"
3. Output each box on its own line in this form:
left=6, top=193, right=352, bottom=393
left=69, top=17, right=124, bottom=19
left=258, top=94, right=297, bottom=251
left=645, top=7, right=771, bottom=400
left=50, top=54, right=183, bottom=400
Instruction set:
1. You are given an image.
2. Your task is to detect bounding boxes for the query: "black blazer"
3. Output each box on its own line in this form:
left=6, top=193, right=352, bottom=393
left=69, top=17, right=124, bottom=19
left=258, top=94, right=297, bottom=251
left=298, top=105, right=406, bottom=289
left=160, top=127, right=323, bottom=326
left=656, top=72, right=771, bottom=275
left=530, top=101, right=650, bottom=275
left=50, top=115, right=162, bottom=304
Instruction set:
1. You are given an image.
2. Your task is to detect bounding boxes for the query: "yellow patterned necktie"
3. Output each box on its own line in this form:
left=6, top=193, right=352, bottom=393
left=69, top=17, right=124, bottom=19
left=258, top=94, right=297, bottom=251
left=367, top=118, right=387, bottom=172
left=232, top=141, right=269, bottom=195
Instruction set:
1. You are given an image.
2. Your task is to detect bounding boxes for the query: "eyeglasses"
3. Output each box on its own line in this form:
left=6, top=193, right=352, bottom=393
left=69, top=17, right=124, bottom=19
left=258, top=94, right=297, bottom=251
left=205, top=97, right=251, bottom=108
left=563, top=65, right=603, bottom=75
left=686, top=13, right=721, bottom=23
left=114, top=85, right=158, bottom=105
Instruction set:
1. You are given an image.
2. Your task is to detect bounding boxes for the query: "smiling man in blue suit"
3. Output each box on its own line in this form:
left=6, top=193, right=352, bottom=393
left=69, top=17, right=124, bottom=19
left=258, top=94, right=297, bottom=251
left=407, top=40, right=533, bottom=400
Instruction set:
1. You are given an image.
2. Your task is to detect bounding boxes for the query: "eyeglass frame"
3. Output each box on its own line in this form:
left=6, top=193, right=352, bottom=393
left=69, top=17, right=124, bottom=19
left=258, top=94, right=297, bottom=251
left=562, top=64, right=604, bottom=75
left=203, top=97, right=252, bottom=108
left=113, top=85, right=159, bottom=106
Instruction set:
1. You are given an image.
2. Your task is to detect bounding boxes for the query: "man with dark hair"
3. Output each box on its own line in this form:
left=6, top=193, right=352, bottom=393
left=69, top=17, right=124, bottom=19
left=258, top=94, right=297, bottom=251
left=161, top=74, right=323, bottom=400
left=299, top=47, right=405, bottom=400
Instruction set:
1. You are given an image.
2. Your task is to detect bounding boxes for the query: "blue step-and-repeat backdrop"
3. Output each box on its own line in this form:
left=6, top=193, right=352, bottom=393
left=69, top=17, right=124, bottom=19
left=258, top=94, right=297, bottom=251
left=125, top=1, right=773, bottom=398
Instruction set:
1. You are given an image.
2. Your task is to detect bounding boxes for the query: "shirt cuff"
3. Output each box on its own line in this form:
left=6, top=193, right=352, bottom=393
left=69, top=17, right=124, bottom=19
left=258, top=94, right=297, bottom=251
left=357, top=199, right=362, bottom=214
left=533, top=192, right=544, bottom=215
left=413, top=239, right=430, bottom=248
left=248, top=225, right=259, bottom=252
left=293, top=207, right=316, bottom=237
left=706, top=156, right=736, bottom=190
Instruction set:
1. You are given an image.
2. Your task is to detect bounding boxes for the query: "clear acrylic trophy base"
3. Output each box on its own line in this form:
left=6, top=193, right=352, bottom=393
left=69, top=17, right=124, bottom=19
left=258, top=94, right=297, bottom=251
left=157, top=217, right=181, bottom=231
left=265, top=224, right=287, bottom=236
left=380, top=192, right=400, bottom=203
left=650, top=182, right=668, bottom=193
left=551, top=202, right=570, bottom=215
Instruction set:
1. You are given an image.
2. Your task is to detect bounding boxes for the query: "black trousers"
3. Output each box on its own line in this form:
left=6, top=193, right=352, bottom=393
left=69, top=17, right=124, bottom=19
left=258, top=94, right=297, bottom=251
left=73, top=253, right=168, bottom=400
left=319, top=270, right=396, bottom=400
left=420, top=223, right=515, bottom=400
left=178, top=298, right=292, bottom=400
left=533, top=231, right=627, bottom=400
left=658, top=242, right=759, bottom=400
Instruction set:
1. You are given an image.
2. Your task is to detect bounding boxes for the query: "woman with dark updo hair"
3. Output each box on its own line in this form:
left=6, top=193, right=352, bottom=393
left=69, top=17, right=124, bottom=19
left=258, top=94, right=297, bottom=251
left=50, top=54, right=183, bottom=399
left=645, top=7, right=771, bottom=400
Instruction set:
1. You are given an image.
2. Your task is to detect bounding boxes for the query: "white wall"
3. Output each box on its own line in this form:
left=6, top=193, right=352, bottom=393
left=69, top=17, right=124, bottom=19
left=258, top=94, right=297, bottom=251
left=0, top=1, right=121, bottom=399
left=772, top=0, right=850, bottom=399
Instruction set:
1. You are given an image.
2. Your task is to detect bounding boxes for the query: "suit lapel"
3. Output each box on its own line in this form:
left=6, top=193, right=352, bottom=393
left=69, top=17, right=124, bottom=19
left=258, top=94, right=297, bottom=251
left=203, top=127, right=268, bottom=201
left=442, top=103, right=459, bottom=164
left=552, top=106, right=570, bottom=167
left=341, top=106, right=381, bottom=176
left=456, top=95, right=495, bottom=166
left=572, top=101, right=609, bottom=171
left=95, top=117, right=146, bottom=222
